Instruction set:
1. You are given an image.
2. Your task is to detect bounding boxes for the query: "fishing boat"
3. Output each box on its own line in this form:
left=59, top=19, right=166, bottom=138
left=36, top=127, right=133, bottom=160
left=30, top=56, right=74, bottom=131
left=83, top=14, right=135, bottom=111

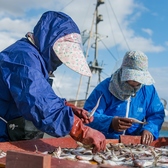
left=68, top=0, right=168, bottom=137
left=2, top=1, right=168, bottom=167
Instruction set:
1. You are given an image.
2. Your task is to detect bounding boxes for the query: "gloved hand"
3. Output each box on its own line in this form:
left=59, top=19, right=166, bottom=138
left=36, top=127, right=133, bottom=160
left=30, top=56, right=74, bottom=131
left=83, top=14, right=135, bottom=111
left=141, top=130, right=153, bottom=145
left=70, top=115, right=106, bottom=153
left=111, top=117, right=133, bottom=132
left=65, top=102, right=93, bottom=124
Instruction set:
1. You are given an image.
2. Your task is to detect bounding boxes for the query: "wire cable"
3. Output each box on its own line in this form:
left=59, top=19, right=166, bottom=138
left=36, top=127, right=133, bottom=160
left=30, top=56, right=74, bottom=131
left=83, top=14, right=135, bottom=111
left=107, top=0, right=131, bottom=50
left=59, top=0, right=76, bottom=11
left=99, top=39, right=118, bottom=61
left=105, top=1, right=120, bottom=59
left=80, top=1, right=93, bottom=30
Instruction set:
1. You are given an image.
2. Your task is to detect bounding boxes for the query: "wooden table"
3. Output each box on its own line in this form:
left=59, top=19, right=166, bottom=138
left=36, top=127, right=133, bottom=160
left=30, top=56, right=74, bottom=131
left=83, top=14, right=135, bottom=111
left=0, top=136, right=167, bottom=168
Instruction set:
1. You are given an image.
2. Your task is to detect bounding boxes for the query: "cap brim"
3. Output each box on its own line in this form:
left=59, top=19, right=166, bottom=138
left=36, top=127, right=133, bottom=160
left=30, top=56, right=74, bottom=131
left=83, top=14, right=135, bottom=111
left=53, top=34, right=92, bottom=77
left=121, top=68, right=155, bottom=85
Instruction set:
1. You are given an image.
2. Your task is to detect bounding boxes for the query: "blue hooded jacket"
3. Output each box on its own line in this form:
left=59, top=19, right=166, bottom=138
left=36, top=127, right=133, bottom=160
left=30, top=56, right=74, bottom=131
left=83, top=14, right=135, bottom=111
left=84, top=77, right=165, bottom=140
left=0, top=11, right=80, bottom=142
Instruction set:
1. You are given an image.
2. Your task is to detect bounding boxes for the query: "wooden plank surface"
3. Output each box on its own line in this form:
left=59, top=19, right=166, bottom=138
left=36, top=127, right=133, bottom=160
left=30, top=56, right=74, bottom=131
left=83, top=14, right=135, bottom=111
left=0, top=137, right=119, bottom=168
left=120, top=135, right=142, bottom=144
left=6, top=150, right=51, bottom=168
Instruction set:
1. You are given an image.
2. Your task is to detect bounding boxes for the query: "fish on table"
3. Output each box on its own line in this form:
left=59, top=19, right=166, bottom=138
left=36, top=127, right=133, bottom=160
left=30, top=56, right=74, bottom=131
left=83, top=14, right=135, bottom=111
left=128, top=117, right=147, bottom=125
left=37, top=142, right=168, bottom=167
left=88, top=94, right=102, bottom=118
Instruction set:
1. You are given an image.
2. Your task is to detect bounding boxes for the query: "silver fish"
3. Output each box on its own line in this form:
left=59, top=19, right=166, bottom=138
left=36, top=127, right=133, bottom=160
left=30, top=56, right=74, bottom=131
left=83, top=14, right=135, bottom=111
left=76, top=154, right=93, bottom=161
left=82, top=150, right=93, bottom=155
left=39, top=141, right=168, bottom=167
left=71, top=146, right=86, bottom=153
left=93, top=154, right=103, bottom=164
left=77, top=160, right=92, bottom=164
left=133, top=159, right=154, bottom=167
left=52, top=146, right=62, bottom=158
left=128, top=117, right=147, bottom=124
left=59, top=154, right=76, bottom=160
left=0, top=150, right=6, bottom=158
left=102, top=160, right=118, bottom=166
left=88, top=94, right=102, bottom=118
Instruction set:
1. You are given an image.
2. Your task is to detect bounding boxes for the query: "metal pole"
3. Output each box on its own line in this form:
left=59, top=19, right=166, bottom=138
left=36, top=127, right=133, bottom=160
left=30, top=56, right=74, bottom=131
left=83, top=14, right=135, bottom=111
left=85, top=76, right=92, bottom=99
left=85, top=0, right=104, bottom=99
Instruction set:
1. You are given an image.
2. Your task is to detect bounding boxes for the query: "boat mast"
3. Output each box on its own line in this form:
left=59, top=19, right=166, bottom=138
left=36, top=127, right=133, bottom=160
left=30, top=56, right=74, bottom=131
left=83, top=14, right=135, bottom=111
left=85, top=0, right=104, bottom=99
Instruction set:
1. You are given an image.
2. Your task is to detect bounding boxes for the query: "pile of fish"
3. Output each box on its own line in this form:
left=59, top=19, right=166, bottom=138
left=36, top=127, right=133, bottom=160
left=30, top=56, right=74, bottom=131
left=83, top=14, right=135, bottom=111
left=41, top=143, right=168, bottom=167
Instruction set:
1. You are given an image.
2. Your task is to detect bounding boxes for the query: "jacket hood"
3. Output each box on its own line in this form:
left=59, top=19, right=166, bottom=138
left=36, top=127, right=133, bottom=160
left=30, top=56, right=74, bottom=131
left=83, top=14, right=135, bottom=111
left=33, top=11, right=80, bottom=72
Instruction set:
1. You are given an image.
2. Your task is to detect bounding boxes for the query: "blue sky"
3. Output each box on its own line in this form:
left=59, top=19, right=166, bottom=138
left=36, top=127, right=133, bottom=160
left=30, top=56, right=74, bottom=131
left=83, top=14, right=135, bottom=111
left=0, top=0, right=168, bottom=107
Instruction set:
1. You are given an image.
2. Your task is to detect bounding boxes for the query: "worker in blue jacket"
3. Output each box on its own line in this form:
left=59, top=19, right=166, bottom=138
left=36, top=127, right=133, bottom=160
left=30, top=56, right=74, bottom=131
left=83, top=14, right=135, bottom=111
left=84, top=51, right=165, bottom=145
left=0, top=11, right=106, bottom=153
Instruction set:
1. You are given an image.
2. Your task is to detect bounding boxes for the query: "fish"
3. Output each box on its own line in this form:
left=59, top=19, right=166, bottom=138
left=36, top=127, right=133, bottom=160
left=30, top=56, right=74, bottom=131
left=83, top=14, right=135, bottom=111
left=53, top=146, right=62, bottom=158
left=102, top=160, right=118, bottom=166
left=76, top=141, right=93, bottom=149
left=77, top=160, right=91, bottom=164
left=128, top=117, right=147, bottom=124
left=93, top=154, right=103, bottom=164
left=38, top=142, right=168, bottom=167
left=76, top=154, right=93, bottom=161
left=0, top=150, right=6, bottom=158
left=59, top=154, right=77, bottom=160
left=133, top=159, right=154, bottom=167
left=82, top=150, right=93, bottom=155
left=88, top=94, right=102, bottom=118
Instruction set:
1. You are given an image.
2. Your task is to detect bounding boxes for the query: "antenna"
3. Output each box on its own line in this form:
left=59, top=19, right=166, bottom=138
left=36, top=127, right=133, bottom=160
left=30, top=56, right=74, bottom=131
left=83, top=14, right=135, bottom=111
left=85, top=0, right=104, bottom=99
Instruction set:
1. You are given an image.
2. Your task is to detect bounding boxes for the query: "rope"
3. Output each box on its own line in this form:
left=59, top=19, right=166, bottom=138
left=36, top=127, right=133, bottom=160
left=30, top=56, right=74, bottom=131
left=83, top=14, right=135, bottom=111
left=107, top=0, right=131, bottom=50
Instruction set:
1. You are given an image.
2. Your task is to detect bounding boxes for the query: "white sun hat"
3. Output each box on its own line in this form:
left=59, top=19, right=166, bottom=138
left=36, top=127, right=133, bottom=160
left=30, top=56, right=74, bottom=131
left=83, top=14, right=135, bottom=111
left=121, top=51, right=155, bottom=85
left=53, top=33, right=92, bottom=77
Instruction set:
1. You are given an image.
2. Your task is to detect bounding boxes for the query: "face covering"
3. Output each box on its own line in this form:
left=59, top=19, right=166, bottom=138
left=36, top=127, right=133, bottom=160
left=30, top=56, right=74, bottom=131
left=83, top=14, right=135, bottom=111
left=109, top=69, right=142, bottom=101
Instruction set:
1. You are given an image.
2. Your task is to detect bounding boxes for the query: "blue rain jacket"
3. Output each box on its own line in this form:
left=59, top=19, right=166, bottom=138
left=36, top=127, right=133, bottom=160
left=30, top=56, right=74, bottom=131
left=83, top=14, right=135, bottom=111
left=84, top=77, right=165, bottom=140
left=0, top=11, right=81, bottom=142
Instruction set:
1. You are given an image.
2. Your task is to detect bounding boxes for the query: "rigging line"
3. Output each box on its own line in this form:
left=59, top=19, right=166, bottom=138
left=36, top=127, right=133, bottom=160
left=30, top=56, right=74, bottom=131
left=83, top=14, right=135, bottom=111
left=59, top=0, right=76, bottom=11
left=85, top=10, right=97, bottom=61
left=99, top=39, right=118, bottom=61
left=81, top=0, right=93, bottom=30
left=100, top=75, right=106, bottom=81
left=100, top=75, right=107, bottom=81
left=55, top=87, right=63, bottom=98
left=53, top=81, right=63, bottom=98
left=105, top=1, right=120, bottom=59
left=102, top=70, right=110, bottom=77
left=97, top=71, right=108, bottom=82
left=75, top=9, right=97, bottom=102
left=53, top=70, right=66, bottom=97
left=107, top=0, right=131, bottom=51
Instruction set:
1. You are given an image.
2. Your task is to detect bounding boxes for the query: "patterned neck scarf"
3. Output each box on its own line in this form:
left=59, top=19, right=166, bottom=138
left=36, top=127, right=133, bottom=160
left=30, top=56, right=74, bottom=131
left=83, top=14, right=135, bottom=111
left=109, top=68, right=142, bottom=101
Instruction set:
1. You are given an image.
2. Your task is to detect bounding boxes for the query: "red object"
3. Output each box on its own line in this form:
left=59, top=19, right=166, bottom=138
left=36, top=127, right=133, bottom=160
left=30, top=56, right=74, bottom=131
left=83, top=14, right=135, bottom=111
left=120, top=135, right=142, bottom=144
left=6, top=150, right=51, bottom=168
left=65, top=101, right=94, bottom=124
left=0, top=136, right=168, bottom=167
left=70, top=115, right=106, bottom=153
